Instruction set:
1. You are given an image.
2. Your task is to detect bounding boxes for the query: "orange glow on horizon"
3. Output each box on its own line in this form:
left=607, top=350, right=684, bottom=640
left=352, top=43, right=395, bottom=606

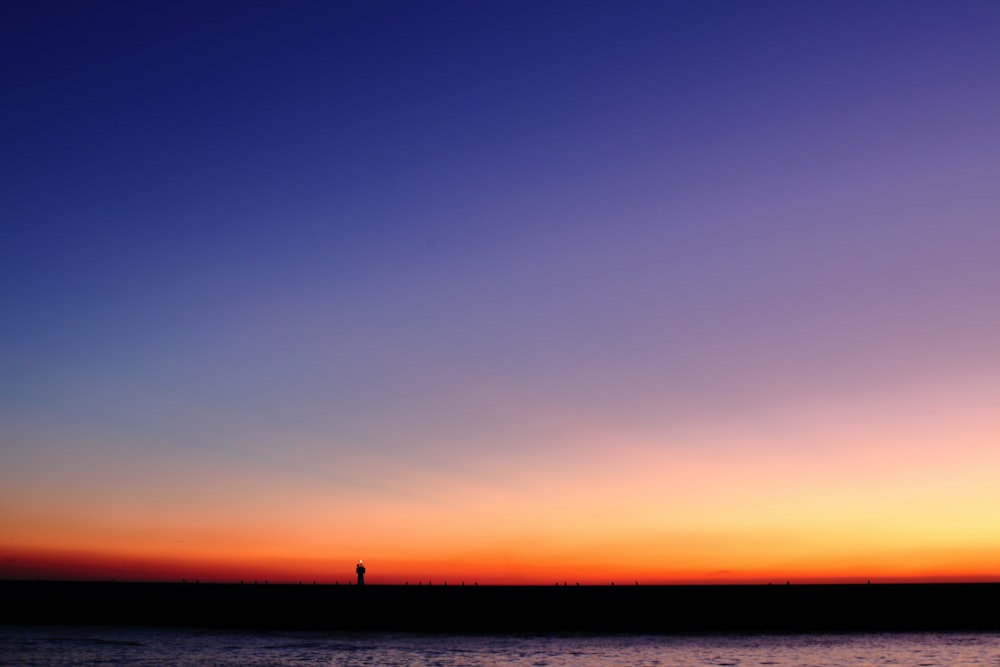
left=4, top=375, right=998, bottom=588
left=4, top=544, right=1000, bottom=586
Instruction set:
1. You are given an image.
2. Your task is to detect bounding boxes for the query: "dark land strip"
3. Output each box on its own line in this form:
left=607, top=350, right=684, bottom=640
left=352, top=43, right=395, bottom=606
left=3, top=581, right=999, bottom=633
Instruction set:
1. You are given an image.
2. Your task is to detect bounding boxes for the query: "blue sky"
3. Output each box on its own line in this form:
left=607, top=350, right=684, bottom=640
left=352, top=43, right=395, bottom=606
left=3, top=1, right=1000, bottom=582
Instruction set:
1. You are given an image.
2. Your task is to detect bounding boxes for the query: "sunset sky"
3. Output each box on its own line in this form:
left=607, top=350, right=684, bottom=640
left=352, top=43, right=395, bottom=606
left=3, top=0, right=1000, bottom=585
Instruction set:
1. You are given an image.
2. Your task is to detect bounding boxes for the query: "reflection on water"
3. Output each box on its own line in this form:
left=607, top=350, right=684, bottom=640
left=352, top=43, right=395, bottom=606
left=2, top=626, right=1000, bottom=666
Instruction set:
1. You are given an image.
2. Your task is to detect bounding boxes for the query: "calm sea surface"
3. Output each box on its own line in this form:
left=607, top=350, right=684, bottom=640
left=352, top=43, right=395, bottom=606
left=2, top=626, right=1000, bottom=666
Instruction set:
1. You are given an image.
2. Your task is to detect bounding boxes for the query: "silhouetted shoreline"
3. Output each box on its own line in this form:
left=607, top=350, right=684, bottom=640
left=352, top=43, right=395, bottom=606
left=3, top=580, right=999, bottom=633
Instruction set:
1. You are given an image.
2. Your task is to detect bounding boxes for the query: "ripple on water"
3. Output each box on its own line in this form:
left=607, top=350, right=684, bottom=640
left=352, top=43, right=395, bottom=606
left=2, top=628, right=1000, bottom=666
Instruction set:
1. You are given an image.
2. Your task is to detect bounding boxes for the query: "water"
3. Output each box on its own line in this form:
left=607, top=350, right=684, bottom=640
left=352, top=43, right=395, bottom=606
left=2, top=626, right=1000, bottom=666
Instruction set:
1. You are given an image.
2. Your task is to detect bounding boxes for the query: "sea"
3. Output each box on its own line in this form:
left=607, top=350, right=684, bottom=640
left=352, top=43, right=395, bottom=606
left=2, top=627, right=999, bottom=667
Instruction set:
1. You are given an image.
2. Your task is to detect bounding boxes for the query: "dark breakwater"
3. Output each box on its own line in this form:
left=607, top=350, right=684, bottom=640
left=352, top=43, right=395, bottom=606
left=3, top=580, right=999, bottom=633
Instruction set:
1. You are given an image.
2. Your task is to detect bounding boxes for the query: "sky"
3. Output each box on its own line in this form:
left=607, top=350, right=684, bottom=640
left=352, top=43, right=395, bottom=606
left=2, top=0, right=1000, bottom=585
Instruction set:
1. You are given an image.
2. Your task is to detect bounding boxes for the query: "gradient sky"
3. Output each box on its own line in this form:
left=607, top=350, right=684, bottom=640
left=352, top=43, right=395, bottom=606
left=3, top=0, right=1000, bottom=585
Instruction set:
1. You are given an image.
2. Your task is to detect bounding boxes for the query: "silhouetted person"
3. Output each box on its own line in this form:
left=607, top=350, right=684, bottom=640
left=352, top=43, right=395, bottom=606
left=356, top=560, right=366, bottom=586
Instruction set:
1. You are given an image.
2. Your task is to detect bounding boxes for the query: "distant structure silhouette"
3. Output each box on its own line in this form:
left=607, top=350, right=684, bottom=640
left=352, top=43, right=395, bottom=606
left=356, top=560, right=366, bottom=586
